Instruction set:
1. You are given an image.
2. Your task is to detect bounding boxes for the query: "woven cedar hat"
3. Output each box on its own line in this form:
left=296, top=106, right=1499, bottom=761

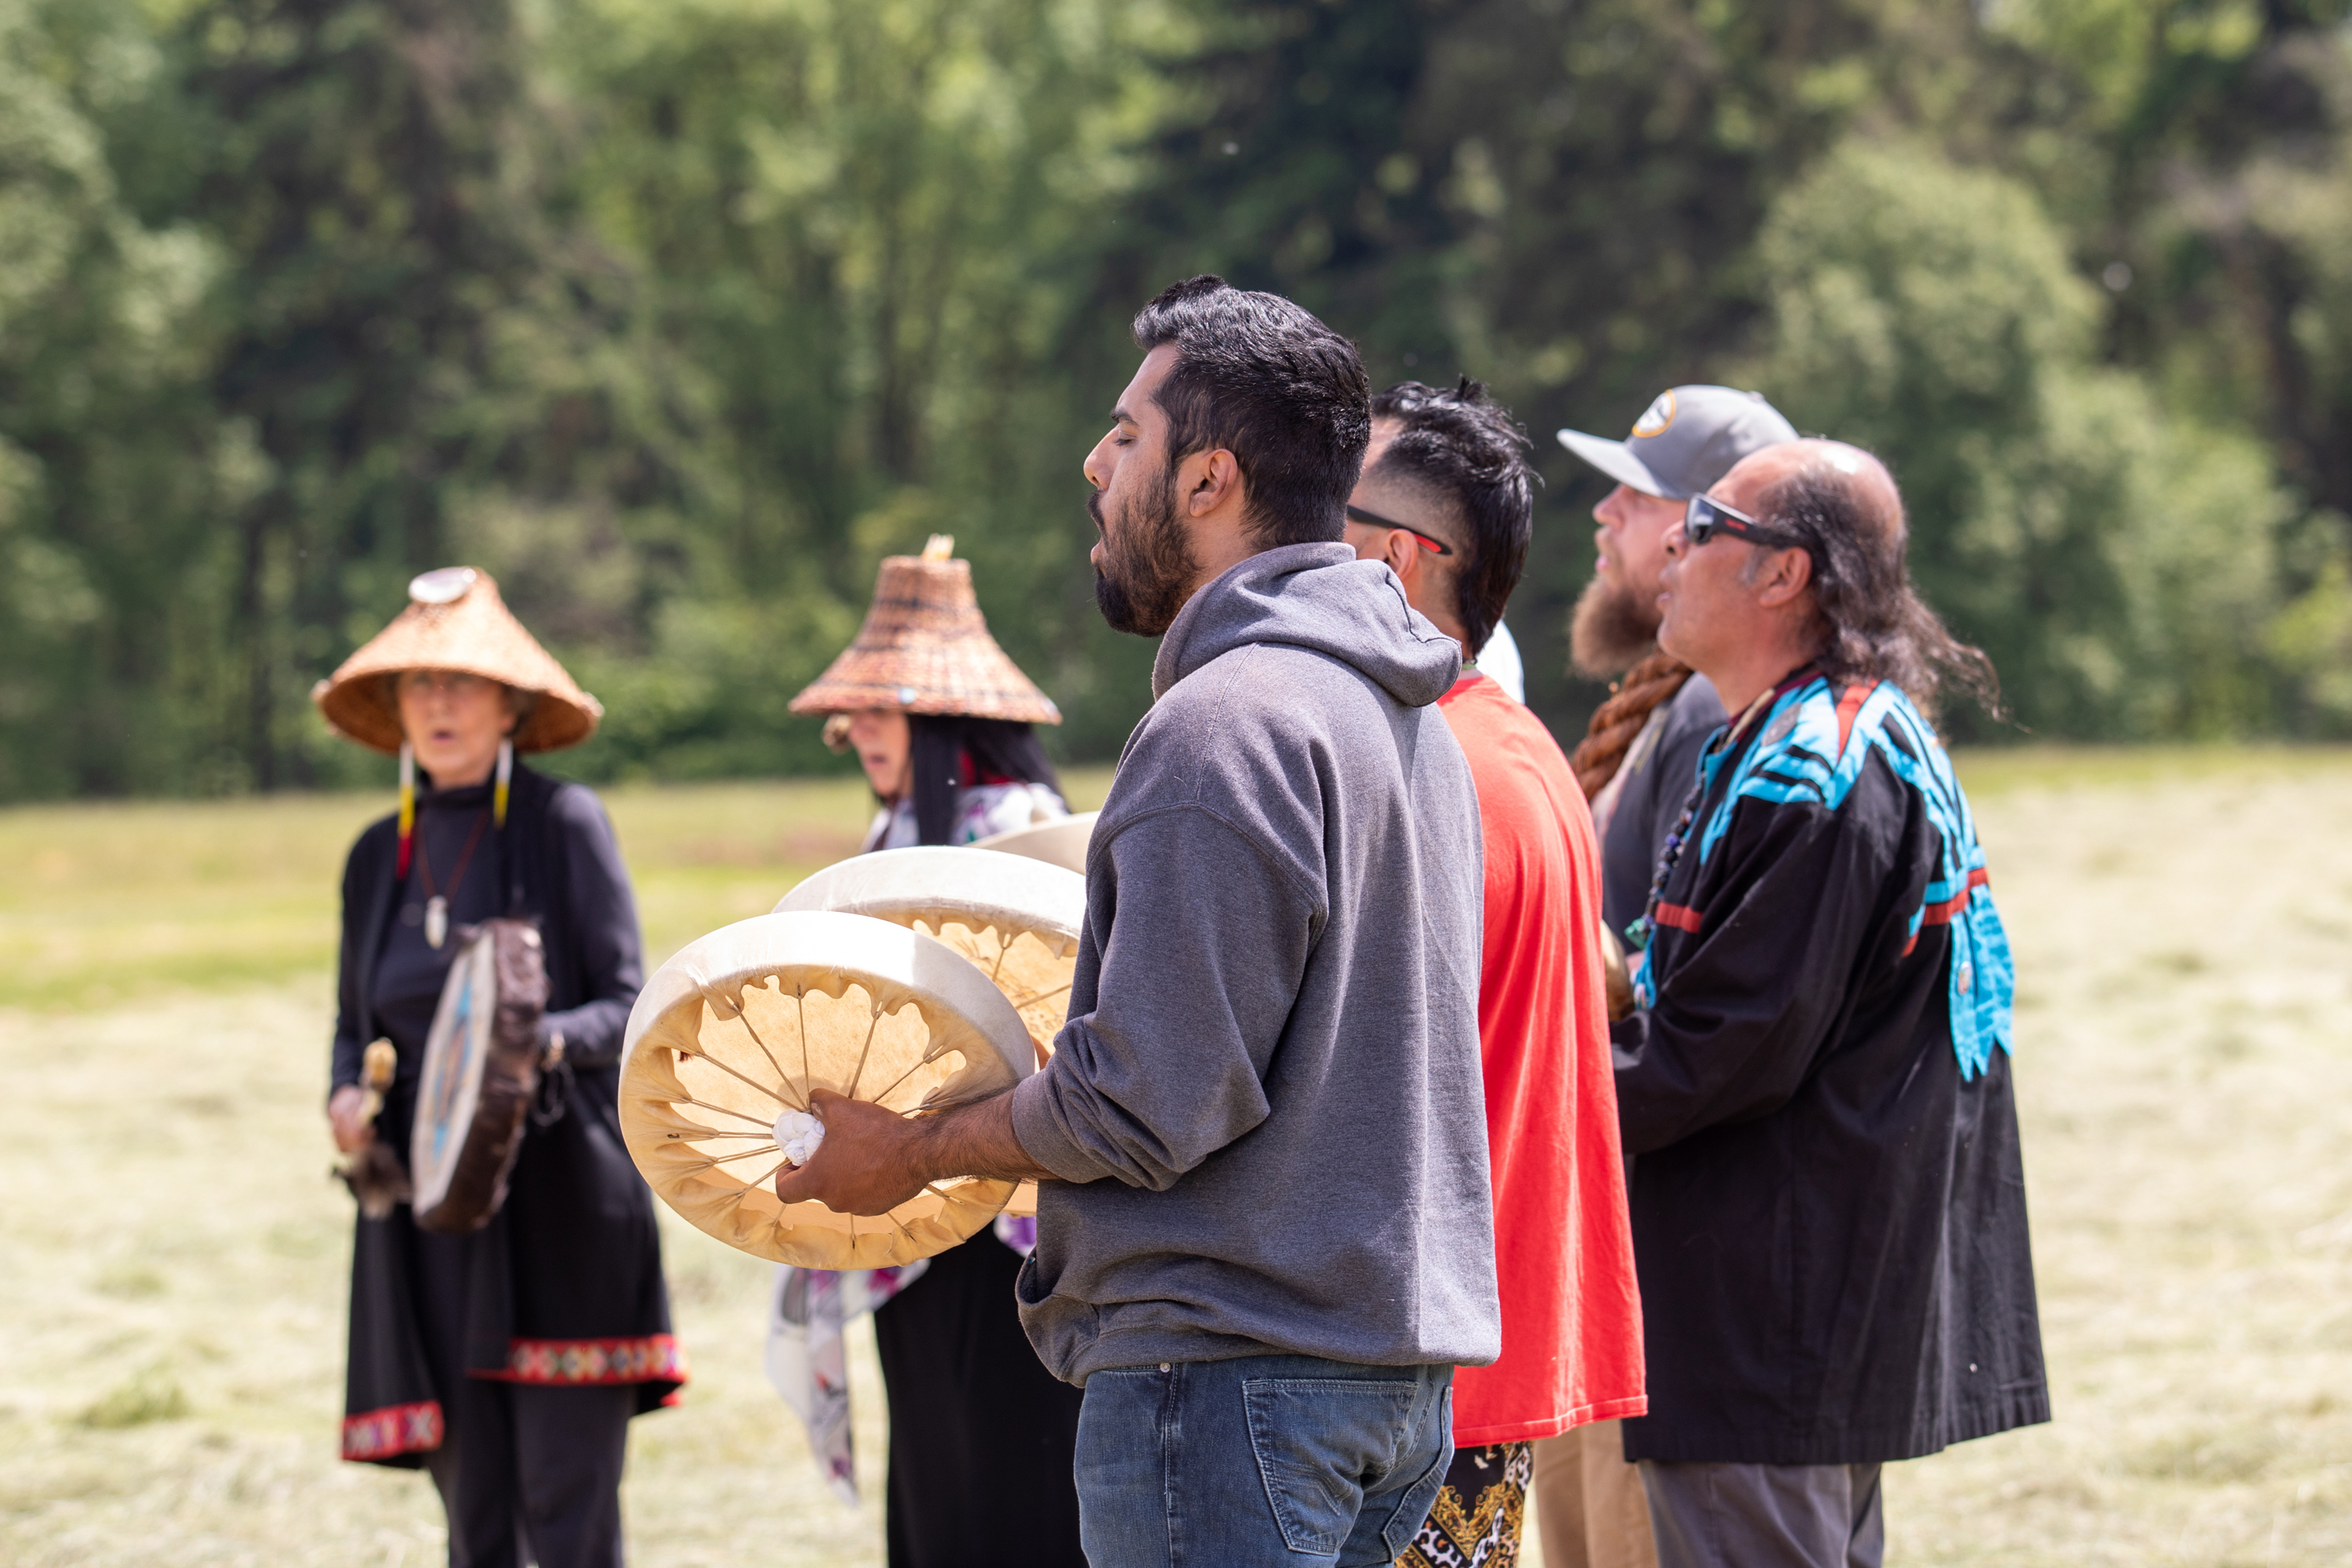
left=311, top=567, right=604, bottom=755
left=789, top=537, right=1060, bottom=725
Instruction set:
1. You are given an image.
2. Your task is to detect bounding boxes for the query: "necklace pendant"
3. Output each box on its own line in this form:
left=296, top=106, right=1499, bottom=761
left=425, top=896, right=449, bottom=950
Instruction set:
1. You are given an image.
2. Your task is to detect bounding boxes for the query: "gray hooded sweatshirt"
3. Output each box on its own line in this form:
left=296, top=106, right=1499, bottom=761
left=1011, top=541, right=1500, bottom=1383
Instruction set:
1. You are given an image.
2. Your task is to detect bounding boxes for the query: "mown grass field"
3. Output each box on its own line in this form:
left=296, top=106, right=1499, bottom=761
left=3, top=752, right=2351, bottom=1565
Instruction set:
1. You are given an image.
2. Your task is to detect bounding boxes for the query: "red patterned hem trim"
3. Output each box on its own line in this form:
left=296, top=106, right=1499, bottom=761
left=343, top=1399, right=443, bottom=1461
left=483, top=1333, right=691, bottom=1386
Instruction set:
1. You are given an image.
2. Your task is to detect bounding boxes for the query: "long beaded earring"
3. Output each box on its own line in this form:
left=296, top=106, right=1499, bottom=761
left=397, top=742, right=416, bottom=879
left=494, top=738, right=513, bottom=829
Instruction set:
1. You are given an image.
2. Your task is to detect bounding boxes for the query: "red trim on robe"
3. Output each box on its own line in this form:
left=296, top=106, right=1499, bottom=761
left=342, top=1399, right=443, bottom=1461
left=1903, top=868, right=1991, bottom=954
left=1835, top=681, right=1879, bottom=755
left=481, top=1333, right=690, bottom=1386
left=1652, top=901, right=1705, bottom=935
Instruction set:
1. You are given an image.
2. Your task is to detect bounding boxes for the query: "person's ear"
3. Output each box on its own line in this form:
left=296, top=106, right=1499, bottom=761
left=1178, top=448, right=1243, bottom=518
left=1753, top=546, right=1814, bottom=608
left=1384, top=529, right=1420, bottom=583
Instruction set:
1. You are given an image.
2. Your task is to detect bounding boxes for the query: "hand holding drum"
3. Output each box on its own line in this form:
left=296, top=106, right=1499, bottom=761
left=617, top=910, right=1036, bottom=1269
left=770, top=844, right=1085, bottom=1216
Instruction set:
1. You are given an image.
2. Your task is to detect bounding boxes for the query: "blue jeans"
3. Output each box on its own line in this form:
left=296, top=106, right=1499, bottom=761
left=1073, top=1354, right=1454, bottom=1567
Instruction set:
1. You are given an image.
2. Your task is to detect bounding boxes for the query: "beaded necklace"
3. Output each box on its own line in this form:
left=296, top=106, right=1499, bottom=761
left=1622, top=683, right=1781, bottom=955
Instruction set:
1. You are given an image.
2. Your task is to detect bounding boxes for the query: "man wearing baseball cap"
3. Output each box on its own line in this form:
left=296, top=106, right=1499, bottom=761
left=1537, top=384, right=1797, bottom=1568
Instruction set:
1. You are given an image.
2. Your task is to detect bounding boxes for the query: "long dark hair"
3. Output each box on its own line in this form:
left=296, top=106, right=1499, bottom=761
left=906, top=716, right=1062, bottom=846
left=1761, top=462, right=2004, bottom=722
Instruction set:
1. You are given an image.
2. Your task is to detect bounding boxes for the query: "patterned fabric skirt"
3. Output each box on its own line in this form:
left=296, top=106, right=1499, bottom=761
left=1397, top=1440, right=1534, bottom=1568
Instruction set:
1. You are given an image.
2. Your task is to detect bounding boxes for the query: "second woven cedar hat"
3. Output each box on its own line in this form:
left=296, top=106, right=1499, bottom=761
left=311, top=567, right=604, bottom=755
left=789, top=537, right=1061, bottom=725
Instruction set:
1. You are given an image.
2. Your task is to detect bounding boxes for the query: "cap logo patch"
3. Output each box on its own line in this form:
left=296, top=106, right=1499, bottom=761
left=1631, top=390, right=1676, bottom=439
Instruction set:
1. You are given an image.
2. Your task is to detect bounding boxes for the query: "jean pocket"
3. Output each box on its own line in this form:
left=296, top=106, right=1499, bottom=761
left=1241, top=1377, right=1422, bottom=1557
left=1377, top=1385, right=1451, bottom=1558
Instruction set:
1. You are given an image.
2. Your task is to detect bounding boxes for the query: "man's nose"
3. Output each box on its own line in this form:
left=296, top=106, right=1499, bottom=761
left=1662, top=524, right=1689, bottom=560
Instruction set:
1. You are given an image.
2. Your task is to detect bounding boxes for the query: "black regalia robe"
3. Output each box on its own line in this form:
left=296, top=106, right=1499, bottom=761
left=1610, top=671, right=2047, bottom=1466
left=332, top=763, right=683, bottom=1466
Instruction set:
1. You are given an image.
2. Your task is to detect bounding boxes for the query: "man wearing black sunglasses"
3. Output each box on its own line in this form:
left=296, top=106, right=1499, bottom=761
left=1610, top=439, right=2045, bottom=1568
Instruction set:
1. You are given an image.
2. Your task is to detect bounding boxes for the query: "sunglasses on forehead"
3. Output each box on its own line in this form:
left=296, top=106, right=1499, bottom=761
left=1684, top=494, right=1810, bottom=550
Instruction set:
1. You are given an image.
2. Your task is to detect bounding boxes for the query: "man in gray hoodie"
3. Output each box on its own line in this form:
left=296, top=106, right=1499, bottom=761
left=776, top=276, right=1497, bottom=1566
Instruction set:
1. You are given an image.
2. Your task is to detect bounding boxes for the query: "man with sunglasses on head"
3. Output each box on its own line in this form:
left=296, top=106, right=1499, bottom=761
left=1343, top=380, right=1647, bottom=1568
left=1542, top=383, right=1798, bottom=1568
left=1608, top=439, right=2048, bottom=1568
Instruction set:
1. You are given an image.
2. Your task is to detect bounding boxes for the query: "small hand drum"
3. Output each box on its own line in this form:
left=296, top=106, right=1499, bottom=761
left=618, top=910, right=1036, bottom=1269
left=774, top=846, right=1086, bottom=1050
left=972, top=810, right=1096, bottom=875
left=411, top=919, right=547, bottom=1234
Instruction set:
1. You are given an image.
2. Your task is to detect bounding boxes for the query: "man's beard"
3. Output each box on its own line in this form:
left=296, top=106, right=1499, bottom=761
left=1091, top=469, right=1199, bottom=638
left=1570, top=572, right=1663, bottom=679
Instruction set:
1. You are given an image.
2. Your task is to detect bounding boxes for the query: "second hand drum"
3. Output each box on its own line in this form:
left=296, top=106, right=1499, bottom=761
left=775, top=846, right=1086, bottom=1223
left=970, top=810, right=1096, bottom=876
left=618, top=909, right=1036, bottom=1269
left=772, top=845, right=1086, bottom=1051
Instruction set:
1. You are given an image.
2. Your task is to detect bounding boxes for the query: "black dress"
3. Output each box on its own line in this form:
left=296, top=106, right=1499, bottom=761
left=331, top=763, right=682, bottom=1565
left=873, top=1231, right=1086, bottom=1566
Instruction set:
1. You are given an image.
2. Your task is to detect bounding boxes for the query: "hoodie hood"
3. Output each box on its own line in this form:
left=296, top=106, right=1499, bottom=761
left=1150, top=541, right=1463, bottom=708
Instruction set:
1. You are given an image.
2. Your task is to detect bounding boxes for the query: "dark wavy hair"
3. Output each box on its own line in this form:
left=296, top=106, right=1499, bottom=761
left=1756, top=458, right=2003, bottom=721
left=1367, top=378, right=1537, bottom=655
left=907, top=716, right=1061, bottom=846
left=1131, top=275, right=1371, bottom=549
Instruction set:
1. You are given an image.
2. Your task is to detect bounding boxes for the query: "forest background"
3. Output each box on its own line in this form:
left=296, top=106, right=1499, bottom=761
left=6, top=0, right=2352, bottom=800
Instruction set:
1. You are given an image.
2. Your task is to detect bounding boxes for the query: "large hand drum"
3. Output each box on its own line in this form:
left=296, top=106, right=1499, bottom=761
left=619, top=910, right=1036, bottom=1269
left=412, top=919, right=547, bottom=1234
left=774, top=847, right=1086, bottom=1054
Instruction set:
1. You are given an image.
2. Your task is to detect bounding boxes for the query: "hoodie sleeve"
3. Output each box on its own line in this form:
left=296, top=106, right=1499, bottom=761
left=1011, top=803, right=1320, bottom=1190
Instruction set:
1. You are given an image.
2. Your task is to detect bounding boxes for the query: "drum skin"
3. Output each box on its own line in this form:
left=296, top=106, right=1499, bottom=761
left=618, top=910, right=1035, bottom=1269
left=775, top=849, right=1084, bottom=1224
left=773, top=846, right=1085, bottom=1050
left=971, top=810, right=1095, bottom=874
left=410, top=919, right=547, bottom=1235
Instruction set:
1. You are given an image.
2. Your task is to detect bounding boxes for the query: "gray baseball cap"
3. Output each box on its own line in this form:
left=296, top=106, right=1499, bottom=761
left=1557, top=385, right=1799, bottom=500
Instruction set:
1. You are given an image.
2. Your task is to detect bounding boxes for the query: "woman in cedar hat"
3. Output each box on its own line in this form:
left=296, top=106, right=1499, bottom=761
left=315, top=566, right=682, bottom=1567
left=795, top=534, right=1070, bottom=854
left=776, top=536, right=1085, bottom=1568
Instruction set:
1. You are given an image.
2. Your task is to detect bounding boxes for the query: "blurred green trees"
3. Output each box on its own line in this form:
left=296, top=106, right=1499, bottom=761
left=2, top=0, right=2350, bottom=797
left=1744, top=140, right=2287, bottom=740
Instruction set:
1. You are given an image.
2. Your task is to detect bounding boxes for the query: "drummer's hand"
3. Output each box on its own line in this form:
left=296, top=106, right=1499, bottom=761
left=328, top=1085, right=372, bottom=1154
left=772, top=1089, right=931, bottom=1217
